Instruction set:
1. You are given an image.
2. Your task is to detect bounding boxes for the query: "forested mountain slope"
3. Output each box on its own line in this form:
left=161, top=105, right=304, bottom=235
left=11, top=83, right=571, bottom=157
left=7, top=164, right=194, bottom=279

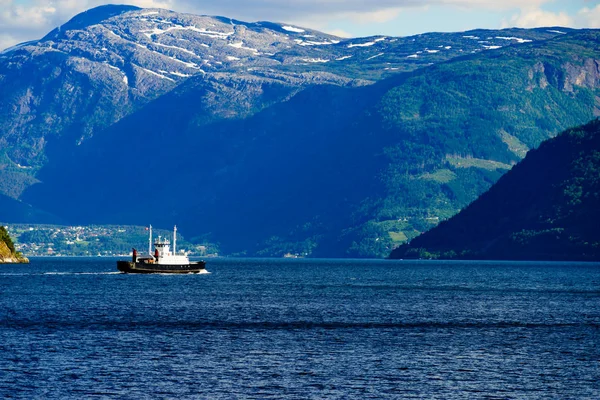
left=390, top=119, right=600, bottom=261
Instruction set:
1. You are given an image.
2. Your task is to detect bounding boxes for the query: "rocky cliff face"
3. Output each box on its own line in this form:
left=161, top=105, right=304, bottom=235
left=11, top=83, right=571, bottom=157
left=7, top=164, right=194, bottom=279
left=0, top=240, right=28, bottom=263
left=0, top=227, right=28, bottom=263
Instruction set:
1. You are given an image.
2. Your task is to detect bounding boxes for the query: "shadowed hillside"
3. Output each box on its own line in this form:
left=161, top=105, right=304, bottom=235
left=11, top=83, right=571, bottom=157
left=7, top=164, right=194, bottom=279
left=390, top=119, right=600, bottom=261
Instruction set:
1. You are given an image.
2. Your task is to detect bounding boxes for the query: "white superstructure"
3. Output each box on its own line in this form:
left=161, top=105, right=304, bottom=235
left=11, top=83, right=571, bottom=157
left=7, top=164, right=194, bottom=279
left=147, top=225, right=190, bottom=265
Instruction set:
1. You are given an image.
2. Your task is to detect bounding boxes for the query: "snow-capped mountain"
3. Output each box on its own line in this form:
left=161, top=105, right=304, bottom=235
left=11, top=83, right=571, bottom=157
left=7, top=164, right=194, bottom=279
left=1, top=5, right=587, bottom=257
left=0, top=5, right=564, bottom=166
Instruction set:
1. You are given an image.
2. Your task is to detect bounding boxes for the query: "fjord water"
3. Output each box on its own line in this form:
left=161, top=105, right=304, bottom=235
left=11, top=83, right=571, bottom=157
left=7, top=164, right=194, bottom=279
left=1, top=258, right=599, bottom=398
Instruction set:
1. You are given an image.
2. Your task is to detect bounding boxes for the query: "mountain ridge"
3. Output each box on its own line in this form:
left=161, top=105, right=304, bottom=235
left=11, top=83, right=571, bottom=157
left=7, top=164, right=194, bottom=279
left=43, top=4, right=143, bottom=40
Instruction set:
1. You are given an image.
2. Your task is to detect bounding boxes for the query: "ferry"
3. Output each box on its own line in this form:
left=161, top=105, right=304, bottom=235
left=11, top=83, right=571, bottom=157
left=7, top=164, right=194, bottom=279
left=117, top=225, right=206, bottom=274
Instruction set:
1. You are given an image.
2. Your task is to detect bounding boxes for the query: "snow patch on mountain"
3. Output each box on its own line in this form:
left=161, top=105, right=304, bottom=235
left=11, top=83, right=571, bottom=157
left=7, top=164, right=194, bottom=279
left=295, top=39, right=335, bottom=46
left=168, top=71, right=192, bottom=77
left=141, top=67, right=175, bottom=82
left=495, top=36, right=533, bottom=44
left=141, top=28, right=166, bottom=38
left=367, top=53, right=384, bottom=60
left=282, top=26, right=305, bottom=33
left=165, top=56, right=199, bottom=69
left=302, top=58, right=329, bottom=63
left=347, top=41, right=376, bottom=48
left=228, top=41, right=259, bottom=54
left=153, top=43, right=199, bottom=57
left=141, top=25, right=233, bottom=39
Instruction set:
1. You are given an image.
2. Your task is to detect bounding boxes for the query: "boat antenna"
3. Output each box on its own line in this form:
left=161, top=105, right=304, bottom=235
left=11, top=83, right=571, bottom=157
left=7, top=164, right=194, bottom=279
left=149, top=225, right=153, bottom=256
left=173, top=225, right=177, bottom=255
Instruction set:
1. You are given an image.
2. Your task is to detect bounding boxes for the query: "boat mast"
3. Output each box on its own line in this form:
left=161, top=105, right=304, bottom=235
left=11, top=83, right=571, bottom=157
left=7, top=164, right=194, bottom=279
left=149, top=225, right=153, bottom=256
left=173, top=225, right=177, bottom=255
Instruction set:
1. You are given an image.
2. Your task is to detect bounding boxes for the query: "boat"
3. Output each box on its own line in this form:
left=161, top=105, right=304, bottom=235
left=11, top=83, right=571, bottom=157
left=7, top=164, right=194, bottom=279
left=117, top=225, right=206, bottom=274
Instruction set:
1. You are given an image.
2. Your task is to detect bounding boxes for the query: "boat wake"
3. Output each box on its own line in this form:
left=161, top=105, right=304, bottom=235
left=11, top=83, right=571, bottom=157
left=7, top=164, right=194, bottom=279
left=44, top=272, right=123, bottom=276
left=0, top=272, right=122, bottom=276
left=1, top=270, right=210, bottom=276
left=152, top=270, right=211, bottom=276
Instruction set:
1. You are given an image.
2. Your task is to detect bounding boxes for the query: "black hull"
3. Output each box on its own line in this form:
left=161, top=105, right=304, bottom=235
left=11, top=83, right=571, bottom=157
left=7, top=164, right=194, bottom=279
left=117, top=260, right=206, bottom=274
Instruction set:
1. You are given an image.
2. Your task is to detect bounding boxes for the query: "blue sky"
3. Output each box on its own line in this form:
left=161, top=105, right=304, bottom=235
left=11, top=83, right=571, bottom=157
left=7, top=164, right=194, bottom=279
left=1, top=0, right=600, bottom=49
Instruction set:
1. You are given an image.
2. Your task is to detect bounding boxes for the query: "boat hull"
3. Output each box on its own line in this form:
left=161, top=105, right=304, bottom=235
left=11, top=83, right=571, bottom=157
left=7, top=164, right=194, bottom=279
left=117, top=260, right=206, bottom=274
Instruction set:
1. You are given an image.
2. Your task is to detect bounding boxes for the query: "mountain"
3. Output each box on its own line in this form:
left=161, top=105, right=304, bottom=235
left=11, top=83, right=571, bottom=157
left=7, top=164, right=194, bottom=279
left=1, top=6, right=598, bottom=257
left=23, top=26, right=600, bottom=257
left=0, top=5, right=563, bottom=200
left=390, top=119, right=600, bottom=261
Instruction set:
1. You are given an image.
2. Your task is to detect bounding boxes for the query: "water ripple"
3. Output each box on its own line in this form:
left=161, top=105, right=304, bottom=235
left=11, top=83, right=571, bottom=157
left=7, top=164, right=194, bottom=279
left=0, top=258, right=599, bottom=399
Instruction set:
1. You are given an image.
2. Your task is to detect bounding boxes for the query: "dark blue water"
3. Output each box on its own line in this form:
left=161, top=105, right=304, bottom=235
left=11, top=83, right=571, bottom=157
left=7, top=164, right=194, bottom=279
left=1, top=258, right=599, bottom=398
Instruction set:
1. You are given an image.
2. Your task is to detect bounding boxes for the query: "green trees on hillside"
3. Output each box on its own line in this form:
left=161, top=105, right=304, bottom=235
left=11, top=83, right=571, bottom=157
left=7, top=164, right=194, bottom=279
left=349, top=35, right=600, bottom=258
left=390, top=119, right=600, bottom=261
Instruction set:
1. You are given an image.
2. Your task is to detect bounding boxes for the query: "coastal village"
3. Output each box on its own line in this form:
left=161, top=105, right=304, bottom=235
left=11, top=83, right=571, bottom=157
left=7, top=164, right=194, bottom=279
left=4, top=224, right=218, bottom=257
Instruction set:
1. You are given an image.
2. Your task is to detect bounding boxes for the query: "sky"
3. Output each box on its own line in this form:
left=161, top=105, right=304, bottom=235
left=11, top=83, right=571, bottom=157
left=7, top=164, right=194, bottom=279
left=1, top=0, right=600, bottom=50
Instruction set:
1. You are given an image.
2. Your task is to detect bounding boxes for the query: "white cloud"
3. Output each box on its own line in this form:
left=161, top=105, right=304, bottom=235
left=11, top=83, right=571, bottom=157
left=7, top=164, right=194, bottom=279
left=174, top=0, right=555, bottom=18
left=0, top=0, right=173, bottom=50
left=0, top=3, right=57, bottom=29
left=324, top=29, right=352, bottom=38
left=502, top=7, right=573, bottom=28
left=0, top=33, right=20, bottom=51
left=347, top=8, right=405, bottom=24
left=437, top=0, right=549, bottom=11
left=577, top=5, right=600, bottom=28
left=273, top=6, right=409, bottom=37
